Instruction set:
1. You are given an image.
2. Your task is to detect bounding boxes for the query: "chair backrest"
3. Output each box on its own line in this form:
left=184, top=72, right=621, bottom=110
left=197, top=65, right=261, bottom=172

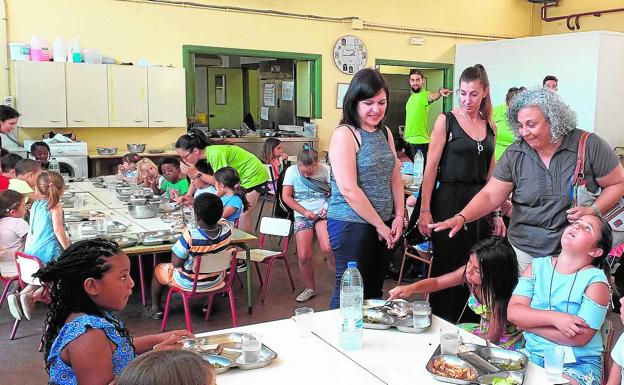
left=194, top=248, right=237, bottom=275
left=263, top=164, right=277, bottom=192
left=259, top=217, right=291, bottom=237
left=15, top=252, right=44, bottom=287
left=601, top=318, right=614, bottom=381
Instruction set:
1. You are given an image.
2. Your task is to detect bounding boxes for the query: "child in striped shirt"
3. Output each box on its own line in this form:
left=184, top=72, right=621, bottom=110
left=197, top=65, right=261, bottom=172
left=145, top=193, right=231, bottom=320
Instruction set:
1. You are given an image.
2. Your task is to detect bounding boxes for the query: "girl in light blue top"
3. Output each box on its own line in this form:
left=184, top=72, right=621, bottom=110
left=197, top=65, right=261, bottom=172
left=508, top=214, right=612, bottom=385
left=214, top=166, right=247, bottom=225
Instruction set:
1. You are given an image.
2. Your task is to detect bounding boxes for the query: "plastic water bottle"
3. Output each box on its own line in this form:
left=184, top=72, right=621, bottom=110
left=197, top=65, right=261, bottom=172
left=339, top=261, right=363, bottom=350
left=48, top=158, right=60, bottom=173
left=413, top=149, right=424, bottom=186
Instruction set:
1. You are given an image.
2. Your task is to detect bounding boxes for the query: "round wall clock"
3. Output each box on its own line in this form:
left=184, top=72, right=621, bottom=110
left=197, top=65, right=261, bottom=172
left=333, top=35, right=367, bottom=75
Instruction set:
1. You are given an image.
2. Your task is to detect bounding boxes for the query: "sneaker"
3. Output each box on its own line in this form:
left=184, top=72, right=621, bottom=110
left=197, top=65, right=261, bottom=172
left=7, top=293, right=24, bottom=320
left=20, top=293, right=35, bottom=321
left=236, top=260, right=248, bottom=273
left=296, top=288, right=317, bottom=302
left=144, top=305, right=164, bottom=320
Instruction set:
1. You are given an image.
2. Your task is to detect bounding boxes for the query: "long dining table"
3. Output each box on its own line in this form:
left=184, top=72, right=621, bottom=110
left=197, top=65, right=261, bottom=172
left=63, top=179, right=258, bottom=314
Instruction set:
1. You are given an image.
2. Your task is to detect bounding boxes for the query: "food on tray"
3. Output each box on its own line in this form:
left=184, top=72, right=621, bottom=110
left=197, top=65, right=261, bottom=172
left=363, top=315, right=383, bottom=324
left=490, top=360, right=524, bottom=371
left=490, top=376, right=519, bottom=385
left=430, top=358, right=476, bottom=380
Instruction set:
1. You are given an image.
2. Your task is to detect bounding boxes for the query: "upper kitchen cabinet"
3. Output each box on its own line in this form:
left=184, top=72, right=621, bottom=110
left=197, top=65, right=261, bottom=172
left=147, top=67, right=186, bottom=127
left=66, top=64, right=109, bottom=127
left=108, top=65, right=148, bottom=127
left=15, top=61, right=67, bottom=127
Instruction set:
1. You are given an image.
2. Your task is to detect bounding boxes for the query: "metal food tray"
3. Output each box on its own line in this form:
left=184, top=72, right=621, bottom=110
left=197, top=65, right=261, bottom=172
left=362, top=299, right=431, bottom=334
left=105, top=235, right=138, bottom=248
left=64, top=211, right=107, bottom=223
left=426, top=343, right=528, bottom=385
left=184, top=332, right=278, bottom=373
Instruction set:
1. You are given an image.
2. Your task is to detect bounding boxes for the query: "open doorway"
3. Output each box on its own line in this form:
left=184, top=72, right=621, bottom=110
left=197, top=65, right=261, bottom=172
left=375, top=60, right=453, bottom=139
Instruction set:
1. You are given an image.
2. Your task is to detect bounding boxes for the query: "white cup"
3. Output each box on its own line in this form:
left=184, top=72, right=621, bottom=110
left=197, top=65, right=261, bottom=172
left=74, top=195, right=85, bottom=209
left=294, top=307, right=314, bottom=337
left=544, top=345, right=565, bottom=383
left=241, top=333, right=262, bottom=363
left=96, top=218, right=107, bottom=234
left=440, top=328, right=461, bottom=355
left=68, top=223, right=82, bottom=240
left=411, top=301, right=431, bottom=328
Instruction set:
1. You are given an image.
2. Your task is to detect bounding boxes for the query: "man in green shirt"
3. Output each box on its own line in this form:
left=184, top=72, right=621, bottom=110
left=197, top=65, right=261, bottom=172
left=403, top=69, right=451, bottom=161
left=493, top=86, right=525, bottom=161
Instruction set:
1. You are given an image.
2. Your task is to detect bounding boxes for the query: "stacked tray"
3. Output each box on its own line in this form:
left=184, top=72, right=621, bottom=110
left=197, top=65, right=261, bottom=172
left=64, top=210, right=107, bottom=222
left=362, top=299, right=431, bottom=333
left=182, top=332, right=278, bottom=374
left=426, top=343, right=528, bottom=384
left=136, top=230, right=182, bottom=246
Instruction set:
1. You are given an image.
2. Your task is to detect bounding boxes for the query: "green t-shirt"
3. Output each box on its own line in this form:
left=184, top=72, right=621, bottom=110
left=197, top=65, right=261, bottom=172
left=161, top=178, right=190, bottom=198
left=205, top=145, right=269, bottom=189
left=492, top=103, right=516, bottom=161
left=404, top=90, right=431, bottom=144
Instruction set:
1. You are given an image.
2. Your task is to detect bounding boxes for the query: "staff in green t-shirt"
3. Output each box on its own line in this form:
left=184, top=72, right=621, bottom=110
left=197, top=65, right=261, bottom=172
left=174, top=128, right=269, bottom=232
left=403, top=69, right=451, bottom=161
left=493, top=86, right=526, bottom=161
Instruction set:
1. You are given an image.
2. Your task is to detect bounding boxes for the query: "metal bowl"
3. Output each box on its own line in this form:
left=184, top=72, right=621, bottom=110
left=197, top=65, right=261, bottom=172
left=477, top=371, right=524, bottom=385
left=199, top=354, right=233, bottom=374
left=127, top=201, right=159, bottom=219
left=141, top=236, right=165, bottom=246
left=106, top=235, right=138, bottom=249
left=96, top=147, right=118, bottom=155
left=107, top=221, right=129, bottom=234
left=127, top=143, right=146, bottom=153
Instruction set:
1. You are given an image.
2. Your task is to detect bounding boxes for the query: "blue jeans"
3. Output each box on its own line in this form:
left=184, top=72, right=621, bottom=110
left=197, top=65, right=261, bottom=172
left=328, top=219, right=392, bottom=309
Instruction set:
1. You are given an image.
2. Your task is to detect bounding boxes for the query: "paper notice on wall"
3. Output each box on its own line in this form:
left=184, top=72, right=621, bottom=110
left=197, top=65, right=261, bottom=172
left=260, top=107, right=269, bottom=121
left=282, top=81, right=294, bottom=101
left=263, top=83, right=276, bottom=106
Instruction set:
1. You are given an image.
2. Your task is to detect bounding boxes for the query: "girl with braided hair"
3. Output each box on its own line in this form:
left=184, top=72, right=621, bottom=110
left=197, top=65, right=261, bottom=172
left=34, top=238, right=192, bottom=385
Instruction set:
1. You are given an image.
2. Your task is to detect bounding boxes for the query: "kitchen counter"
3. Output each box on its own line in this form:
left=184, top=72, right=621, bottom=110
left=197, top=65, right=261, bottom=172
left=88, top=150, right=179, bottom=159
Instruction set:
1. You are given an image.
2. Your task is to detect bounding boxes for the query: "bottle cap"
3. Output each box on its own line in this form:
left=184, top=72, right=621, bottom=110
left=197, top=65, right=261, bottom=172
left=347, top=261, right=357, bottom=269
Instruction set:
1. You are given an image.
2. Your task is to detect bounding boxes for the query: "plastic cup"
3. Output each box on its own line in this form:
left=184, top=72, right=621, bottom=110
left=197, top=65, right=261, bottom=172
left=294, top=307, right=314, bottom=337
left=96, top=218, right=107, bottom=235
left=241, top=333, right=262, bottom=363
left=440, top=328, right=461, bottom=355
left=68, top=223, right=82, bottom=240
left=74, top=195, right=85, bottom=209
left=411, top=301, right=431, bottom=328
left=544, top=345, right=565, bottom=383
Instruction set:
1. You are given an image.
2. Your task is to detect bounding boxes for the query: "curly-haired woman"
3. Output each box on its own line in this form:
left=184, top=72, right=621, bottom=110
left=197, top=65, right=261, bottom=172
left=432, top=88, right=624, bottom=271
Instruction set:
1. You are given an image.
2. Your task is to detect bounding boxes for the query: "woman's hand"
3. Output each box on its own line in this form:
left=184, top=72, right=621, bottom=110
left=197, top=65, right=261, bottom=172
left=566, top=206, right=594, bottom=223
left=552, top=313, right=588, bottom=338
left=391, top=215, right=404, bottom=244
left=418, top=211, right=433, bottom=237
left=303, top=210, right=319, bottom=221
left=429, top=216, right=465, bottom=238
left=376, top=223, right=394, bottom=249
left=182, top=163, right=198, bottom=179
left=153, top=329, right=194, bottom=351
left=388, top=285, right=413, bottom=300
left=493, top=216, right=506, bottom=237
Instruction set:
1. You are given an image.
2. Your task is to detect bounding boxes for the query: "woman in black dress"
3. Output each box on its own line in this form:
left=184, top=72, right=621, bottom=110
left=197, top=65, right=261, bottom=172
left=417, top=64, right=505, bottom=323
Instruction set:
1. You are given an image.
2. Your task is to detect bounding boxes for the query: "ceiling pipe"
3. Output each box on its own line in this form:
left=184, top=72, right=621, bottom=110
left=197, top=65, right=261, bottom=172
left=540, top=1, right=624, bottom=31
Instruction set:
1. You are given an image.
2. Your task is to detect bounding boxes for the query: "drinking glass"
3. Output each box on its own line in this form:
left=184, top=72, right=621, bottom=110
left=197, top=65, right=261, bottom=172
left=241, top=333, right=262, bottom=363
left=411, top=301, right=431, bottom=328
left=544, top=345, right=565, bottom=383
left=96, top=218, right=107, bottom=235
left=68, top=223, right=82, bottom=240
left=294, top=307, right=314, bottom=337
left=74, top=194, right=85, bottom=209
left=440, top=328, right=461, bottom=355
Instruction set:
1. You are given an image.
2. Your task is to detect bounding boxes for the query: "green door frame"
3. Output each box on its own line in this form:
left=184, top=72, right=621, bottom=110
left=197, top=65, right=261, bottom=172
left=183, top=45, right=322, bottom=119
left=375, top=59, right=454, bottom=112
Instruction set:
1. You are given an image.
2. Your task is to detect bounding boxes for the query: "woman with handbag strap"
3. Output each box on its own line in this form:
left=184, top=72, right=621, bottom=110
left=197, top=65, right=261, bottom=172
left=432, top=88, right=624, bottom=273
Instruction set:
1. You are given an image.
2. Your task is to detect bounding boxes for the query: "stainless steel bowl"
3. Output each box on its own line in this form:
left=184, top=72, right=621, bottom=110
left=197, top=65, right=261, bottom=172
left=106, top=235, right=138, bottom=249
left=127, top=201, right=159, bottom=219
left=127, top=144, right=146, bottom=153
left=96, top=147, right=118, bottom=155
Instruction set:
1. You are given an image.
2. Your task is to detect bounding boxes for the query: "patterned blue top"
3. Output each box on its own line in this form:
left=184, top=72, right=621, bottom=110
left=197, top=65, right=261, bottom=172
left=328, top=127, right=395, bottom=223
left=48, top=312, right=136, bottom=385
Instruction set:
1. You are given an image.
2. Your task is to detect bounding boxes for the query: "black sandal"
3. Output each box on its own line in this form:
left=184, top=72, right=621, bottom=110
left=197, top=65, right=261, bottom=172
left=144, top=306, right=164, bottom=320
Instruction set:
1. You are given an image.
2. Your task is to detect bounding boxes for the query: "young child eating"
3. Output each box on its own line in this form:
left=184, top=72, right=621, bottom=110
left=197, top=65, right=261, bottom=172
left=145, top=193, right=232, bottom=320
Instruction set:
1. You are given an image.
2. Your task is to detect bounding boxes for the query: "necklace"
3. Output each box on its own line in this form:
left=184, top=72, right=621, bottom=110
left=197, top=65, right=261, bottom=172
left=548, top=257, right=579, bottom=313
left=460, top=108, right=484, bottom=155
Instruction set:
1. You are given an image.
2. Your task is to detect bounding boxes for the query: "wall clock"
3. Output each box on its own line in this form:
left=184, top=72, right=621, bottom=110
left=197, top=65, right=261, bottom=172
left=333, top=35, right=367, bottom=75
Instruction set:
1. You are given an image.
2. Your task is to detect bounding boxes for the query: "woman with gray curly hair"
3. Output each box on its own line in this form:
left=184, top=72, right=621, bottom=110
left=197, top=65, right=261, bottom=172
left=432, top=88, right=624, bottom=270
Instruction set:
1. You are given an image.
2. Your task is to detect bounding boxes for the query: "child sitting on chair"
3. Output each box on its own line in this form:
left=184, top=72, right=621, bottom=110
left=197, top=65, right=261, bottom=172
left=152, top=157, right=190, bottom=201
left=145, top=193, right=232, bottom=320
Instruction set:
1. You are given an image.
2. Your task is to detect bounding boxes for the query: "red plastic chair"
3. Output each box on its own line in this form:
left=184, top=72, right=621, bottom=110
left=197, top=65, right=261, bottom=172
left=160, top=248, right=238, bottom=333
left=0, top=270, right=18, bottom=311
left=237, top=217, right=295, bottom=303
left=11, top=252, right=48, bottom=344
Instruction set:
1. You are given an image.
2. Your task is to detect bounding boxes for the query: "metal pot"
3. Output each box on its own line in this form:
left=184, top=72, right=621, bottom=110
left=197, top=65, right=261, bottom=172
left=96, top=147, right=118, bottom=155
left=127, top=143, right=146, bottom=153
left=127, top=201, right=159, bottom=219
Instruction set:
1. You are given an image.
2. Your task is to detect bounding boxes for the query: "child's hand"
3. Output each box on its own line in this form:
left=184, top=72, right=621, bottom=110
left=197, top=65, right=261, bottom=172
left=318, top=208, right=327, bottom=218
left=552, top=313, right=588, bottom=338
left=153, top=329, right=194, bottom=351
left=117, top=164, right=123, bottom=174
left=388, top=285, right=412, bottom=300
left=303, top=210, right=319, bottom=220
left=169, top=189, right=180, bottom=200
left=175, top=195, right=194, bottom=206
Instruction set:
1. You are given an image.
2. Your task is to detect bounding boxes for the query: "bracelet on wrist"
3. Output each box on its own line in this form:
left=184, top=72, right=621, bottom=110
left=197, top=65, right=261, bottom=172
left=493, top=210, right=503, bottom=217
left=420, top=209, right=430, bottom=213
left=590, top=203, right=601, bottom=216
left=454, top=213, right=468, bottom=231
left=194, top=172, right=203, bottom=180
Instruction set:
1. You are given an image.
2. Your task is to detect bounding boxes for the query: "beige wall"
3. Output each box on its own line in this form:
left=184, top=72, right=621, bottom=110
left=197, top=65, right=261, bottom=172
left=533, top=0, right=624, bottom=35
left=5, top=0, right=534, bottom=152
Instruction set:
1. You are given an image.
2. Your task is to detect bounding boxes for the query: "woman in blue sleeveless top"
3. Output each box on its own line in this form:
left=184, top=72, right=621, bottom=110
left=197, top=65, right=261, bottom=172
left=327, top=69, right=405, bottom=309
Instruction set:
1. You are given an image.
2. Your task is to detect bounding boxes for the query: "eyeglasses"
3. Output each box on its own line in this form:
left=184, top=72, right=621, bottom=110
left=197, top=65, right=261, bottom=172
left=179, top=151, right=193, bottom=162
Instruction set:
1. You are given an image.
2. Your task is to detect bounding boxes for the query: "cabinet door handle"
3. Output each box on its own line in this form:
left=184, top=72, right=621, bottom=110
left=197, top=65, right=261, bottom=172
left=50, top=119, right=60, bottom=123
left=73, top=119, right=84, bottom=122
left=155, top=120, right=164, bottom=123
left=134, top=119, right=143, bottom=122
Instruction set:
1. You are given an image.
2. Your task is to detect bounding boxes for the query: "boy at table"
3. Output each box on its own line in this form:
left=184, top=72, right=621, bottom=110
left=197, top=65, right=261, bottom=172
left=8, top=159, right=41, bottom=204
left=145, top=193, right=232, bottom=320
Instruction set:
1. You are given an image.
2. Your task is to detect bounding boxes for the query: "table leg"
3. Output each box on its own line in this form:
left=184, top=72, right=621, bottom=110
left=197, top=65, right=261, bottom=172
left=240, top=243, right=253, bottom=314
left=138, top=254, right=146, bottom=305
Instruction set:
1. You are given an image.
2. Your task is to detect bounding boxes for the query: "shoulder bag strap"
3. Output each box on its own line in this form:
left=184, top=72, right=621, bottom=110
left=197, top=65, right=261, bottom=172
left=573, top=131, right=591, bottom=188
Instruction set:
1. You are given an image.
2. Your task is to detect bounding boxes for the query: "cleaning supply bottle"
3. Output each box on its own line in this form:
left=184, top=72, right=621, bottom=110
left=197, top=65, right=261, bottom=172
left=53, top=37, right=66, bottom=62
left=30, top=36, right=49, bottom=61
left=71, top=39, right=82, bottom=63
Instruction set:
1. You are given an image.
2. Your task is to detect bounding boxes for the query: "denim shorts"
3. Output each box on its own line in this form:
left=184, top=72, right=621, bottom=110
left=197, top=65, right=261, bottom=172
left=523, top=350, right=602, bottom=385
left=294, top=216, right=317, bottom=234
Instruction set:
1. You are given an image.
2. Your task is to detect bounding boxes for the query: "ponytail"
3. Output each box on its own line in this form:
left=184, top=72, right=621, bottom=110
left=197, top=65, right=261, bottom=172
left=297, top=146, right=319, bottom=166
left=214, top=166, right=249, bottom=212
left=459, top=64, right=493, bottom=123
left=175, top=128, right=223, bottom=151
left=37, top=171, right=64, bottom=209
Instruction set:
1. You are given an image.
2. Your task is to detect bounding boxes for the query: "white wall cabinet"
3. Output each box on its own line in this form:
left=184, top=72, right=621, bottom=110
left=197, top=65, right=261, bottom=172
left=148, top=67, right=186, bottom=127
left=66, top=64, right=109, bottom=127
left=15, top=61, right=67, bottom=127
left=108, top=65, right=148, bottom=127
